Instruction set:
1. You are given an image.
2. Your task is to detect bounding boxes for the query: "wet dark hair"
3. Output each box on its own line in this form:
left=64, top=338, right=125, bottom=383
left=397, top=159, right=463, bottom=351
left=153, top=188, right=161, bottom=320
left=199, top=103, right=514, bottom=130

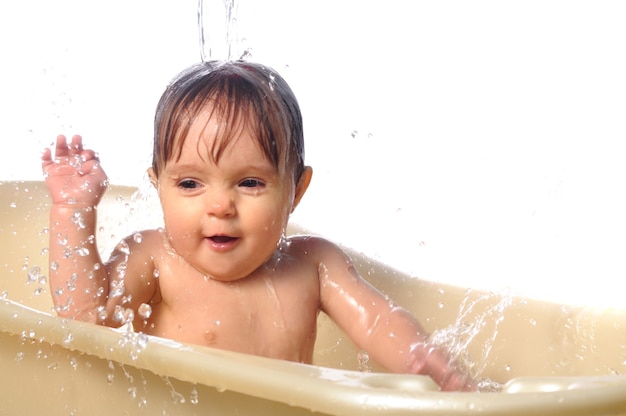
left=152, top=60, right=305, bottom=184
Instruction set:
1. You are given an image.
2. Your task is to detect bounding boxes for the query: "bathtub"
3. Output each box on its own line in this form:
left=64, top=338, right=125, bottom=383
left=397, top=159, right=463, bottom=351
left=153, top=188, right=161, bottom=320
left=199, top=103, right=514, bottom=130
left=1, top=180, right=625, bottom=415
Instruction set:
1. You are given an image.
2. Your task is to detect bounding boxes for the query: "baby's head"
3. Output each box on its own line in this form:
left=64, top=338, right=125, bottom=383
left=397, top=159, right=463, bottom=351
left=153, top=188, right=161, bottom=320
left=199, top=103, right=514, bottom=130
left=151, top=60, right=306, bottom=188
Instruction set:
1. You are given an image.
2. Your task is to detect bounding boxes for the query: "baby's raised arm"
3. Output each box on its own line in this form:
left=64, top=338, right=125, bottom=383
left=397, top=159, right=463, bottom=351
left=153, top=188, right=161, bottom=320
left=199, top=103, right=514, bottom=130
left=42, top=135, right=155, bottom=325
left=313, top=237, right=475, bottom=391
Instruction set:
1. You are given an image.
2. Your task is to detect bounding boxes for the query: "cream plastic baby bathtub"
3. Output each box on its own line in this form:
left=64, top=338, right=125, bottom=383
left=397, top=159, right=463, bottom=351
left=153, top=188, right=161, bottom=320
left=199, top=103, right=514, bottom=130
left=1, top=181, right=625, bottom=415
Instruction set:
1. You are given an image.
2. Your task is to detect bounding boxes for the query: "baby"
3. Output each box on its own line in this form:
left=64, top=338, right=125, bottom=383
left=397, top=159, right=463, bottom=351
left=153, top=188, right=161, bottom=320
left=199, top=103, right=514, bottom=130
left=41, top=60, right=474, bottom=391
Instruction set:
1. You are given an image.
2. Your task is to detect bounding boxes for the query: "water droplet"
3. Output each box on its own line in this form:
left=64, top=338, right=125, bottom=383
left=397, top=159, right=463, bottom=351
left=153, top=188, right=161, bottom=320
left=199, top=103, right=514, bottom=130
left=116, top=240, right=131, bottom=255
left=113, top=305, right=134, bottom=324
left=138, top=303, right=152, bottom=319
left=107, top=361, right=115, bottom=385
left=357, top=350, right=371, bottom=372
left=110, top=280, right=125, bottom=298
left=9, top=202, right=16, bottom=208
left=71, top=210, right=86, bottom=229
left=27, top=266, right=41, bottom=283
left=96, top=306, right=108, bottom=322
left=133, top=232, right=143, bottom=243
left=190, top=386, right=199, bottom=404
left=74, top=247, right=90, bottom=256
left=50, top=261, right=59, bottom=271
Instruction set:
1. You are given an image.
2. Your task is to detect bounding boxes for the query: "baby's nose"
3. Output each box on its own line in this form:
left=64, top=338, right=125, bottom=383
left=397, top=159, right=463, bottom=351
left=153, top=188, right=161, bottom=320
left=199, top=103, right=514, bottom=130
left=207, top=190, right=236, bottom=217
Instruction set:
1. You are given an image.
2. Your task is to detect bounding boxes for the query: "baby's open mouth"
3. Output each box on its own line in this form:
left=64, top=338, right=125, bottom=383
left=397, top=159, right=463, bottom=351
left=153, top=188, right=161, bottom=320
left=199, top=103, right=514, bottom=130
left=208, top=235, right=238, bottom=243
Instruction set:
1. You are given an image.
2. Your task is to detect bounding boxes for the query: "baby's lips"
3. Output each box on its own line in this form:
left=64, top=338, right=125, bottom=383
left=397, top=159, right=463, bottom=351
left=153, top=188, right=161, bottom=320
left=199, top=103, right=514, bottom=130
left=209, top=235, right=238, bottom=243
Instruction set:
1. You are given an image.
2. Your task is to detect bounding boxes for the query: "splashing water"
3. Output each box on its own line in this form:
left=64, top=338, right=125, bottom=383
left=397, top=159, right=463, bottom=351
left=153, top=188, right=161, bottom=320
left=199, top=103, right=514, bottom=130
left=357, top=350, right=371, bottom=372
left=428, top=290, right=513, bottom=391
left=198, top=0, right=240, bottom=61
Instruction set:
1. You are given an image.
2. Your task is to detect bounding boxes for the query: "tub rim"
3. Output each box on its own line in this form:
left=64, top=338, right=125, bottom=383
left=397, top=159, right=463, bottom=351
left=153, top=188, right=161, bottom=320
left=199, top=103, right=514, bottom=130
left=2, top=297, right=626, bottom=416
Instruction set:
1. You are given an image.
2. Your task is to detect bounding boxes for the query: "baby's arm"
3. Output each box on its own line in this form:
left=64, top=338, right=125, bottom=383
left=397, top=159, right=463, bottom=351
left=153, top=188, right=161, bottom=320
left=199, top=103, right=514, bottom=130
left=42, top=135, right=155, bottom=324
left=313, top=237, right=475, bottom=391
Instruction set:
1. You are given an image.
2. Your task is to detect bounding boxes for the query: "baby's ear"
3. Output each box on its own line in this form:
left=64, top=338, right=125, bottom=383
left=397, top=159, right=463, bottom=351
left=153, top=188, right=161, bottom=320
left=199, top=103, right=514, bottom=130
left=291, top=166, right=312, bottom=213
left=147, top=167, right=158, bottom=188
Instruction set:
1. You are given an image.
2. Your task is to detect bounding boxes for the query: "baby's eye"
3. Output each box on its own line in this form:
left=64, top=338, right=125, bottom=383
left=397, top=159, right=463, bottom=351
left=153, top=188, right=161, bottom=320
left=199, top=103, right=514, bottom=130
left=239, top=178, right=265, bottom=188
left=178, top=179, right=201, bottom=189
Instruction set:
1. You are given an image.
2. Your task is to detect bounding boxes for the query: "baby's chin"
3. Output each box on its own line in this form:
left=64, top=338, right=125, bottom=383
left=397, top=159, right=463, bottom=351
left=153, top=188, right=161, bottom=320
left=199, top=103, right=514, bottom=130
left=190, top=258, right=276, bottom=283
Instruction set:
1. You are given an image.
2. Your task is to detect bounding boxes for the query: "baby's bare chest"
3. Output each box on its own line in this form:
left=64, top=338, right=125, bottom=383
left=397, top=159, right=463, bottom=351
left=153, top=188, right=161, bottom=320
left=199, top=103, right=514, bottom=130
left=148, top=262, right=321, bottom=357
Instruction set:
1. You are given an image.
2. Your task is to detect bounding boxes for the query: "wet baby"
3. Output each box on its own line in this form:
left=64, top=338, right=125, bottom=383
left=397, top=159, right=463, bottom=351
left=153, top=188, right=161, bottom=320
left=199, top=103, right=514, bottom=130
left=41, top=61, right=475, bottom=391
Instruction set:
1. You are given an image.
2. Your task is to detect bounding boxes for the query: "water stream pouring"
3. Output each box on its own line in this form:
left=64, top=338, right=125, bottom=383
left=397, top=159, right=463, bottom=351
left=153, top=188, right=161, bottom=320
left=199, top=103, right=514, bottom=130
left=198, top=0, right=240, bottom=61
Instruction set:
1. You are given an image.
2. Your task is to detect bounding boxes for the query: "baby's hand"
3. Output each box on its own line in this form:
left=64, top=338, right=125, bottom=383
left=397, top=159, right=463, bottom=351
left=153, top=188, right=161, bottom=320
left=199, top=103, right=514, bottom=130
left=41, top=135, right=108, bottom=207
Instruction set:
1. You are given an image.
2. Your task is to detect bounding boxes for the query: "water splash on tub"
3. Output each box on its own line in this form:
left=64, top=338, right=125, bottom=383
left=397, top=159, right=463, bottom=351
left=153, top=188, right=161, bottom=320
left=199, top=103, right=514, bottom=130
left=428, top=289, right=513, bottom=392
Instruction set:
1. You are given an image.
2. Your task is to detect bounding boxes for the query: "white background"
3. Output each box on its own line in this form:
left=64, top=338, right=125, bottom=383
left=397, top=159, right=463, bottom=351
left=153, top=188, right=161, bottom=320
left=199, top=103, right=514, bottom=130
left=1, top=1, right=625, bottom=308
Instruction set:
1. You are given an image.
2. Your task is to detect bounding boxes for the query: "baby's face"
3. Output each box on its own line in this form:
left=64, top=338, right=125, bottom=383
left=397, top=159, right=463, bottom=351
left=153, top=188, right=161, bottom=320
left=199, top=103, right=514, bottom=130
left=156, top=109, right=295, bottom=281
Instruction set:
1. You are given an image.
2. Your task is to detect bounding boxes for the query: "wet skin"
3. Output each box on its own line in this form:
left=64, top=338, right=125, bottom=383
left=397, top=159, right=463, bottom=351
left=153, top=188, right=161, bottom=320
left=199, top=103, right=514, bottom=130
left=42, top=125, right=475, bottom=391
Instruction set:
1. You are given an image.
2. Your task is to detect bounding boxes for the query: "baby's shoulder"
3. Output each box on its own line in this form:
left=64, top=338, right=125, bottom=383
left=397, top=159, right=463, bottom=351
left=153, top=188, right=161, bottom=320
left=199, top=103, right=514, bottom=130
left=121, top=228, right=169, bottom=255
left=285, top=234, right=349, bottom=261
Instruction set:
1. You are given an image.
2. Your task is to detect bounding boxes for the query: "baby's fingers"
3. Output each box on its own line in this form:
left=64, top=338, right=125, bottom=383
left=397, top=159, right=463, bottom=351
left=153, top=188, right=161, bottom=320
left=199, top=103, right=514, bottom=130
left=52, top=134, right=71, bottom=158
left=79, top=148, right=99, bottom=163
left=69, top=134, right=84, bottom=153
left=41, top=147, right=52, bottom=163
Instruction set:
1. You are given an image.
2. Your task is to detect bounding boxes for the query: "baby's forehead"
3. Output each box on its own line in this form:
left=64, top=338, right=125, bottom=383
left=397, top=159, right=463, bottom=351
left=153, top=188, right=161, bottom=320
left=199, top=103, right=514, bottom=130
left=170, top=105, right=275, bottom=166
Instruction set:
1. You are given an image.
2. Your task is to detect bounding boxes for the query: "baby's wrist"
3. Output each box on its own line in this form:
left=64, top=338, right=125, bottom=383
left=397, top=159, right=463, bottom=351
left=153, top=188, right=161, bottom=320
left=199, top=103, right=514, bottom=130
left=50, top=202, right=98, bottom=213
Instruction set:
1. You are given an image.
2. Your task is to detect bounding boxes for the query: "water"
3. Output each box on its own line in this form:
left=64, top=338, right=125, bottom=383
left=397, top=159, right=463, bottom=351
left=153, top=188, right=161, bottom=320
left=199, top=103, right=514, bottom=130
left=198, top=0, right=241, bottom=61
left=4, top=2, right=626, bottom=410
